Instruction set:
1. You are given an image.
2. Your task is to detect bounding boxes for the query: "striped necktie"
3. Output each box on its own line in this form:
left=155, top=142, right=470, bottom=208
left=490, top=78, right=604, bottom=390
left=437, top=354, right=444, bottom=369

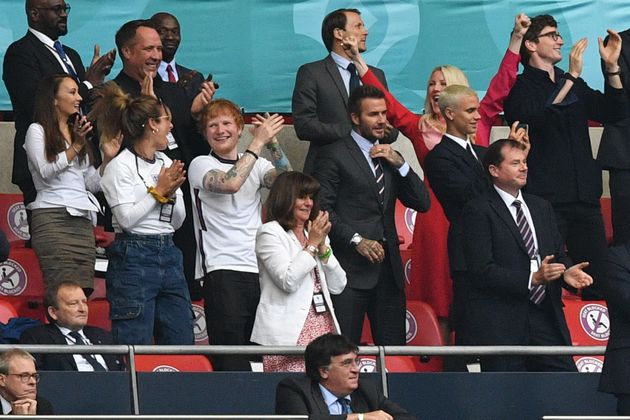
left=373, top=157, right=384, bottom=204
left=513, top=200, right=545, bottom=304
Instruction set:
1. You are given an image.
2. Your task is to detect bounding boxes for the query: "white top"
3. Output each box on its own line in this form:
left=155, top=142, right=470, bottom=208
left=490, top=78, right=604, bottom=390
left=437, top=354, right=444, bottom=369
left=24, top=123, right=102, bottom=225
left=188, top=152, right=273, bottom=278
left=100, top=148, right=185, bottom=234
left=56, top=325, right=108, bottom=372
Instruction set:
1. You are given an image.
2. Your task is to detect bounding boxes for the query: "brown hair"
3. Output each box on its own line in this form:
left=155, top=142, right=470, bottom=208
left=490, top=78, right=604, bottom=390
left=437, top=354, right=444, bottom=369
left=263, top=171, right=320, bottom=230
left=196, top=98, right=244, bottom=137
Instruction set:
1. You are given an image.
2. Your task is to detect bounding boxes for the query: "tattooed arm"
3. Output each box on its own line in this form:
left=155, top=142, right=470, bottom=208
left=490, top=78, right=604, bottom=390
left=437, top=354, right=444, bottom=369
left=262, top=140, right=293, bottom=189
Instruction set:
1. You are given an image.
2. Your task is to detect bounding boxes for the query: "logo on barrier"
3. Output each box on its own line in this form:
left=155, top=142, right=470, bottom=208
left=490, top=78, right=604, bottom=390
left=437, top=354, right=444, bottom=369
left=579, top=304, right=610, bottom=341
left=7, top=202, right=30, bottom=240
left=404, top=259, right=412, bottom=285
left=0, top=259, right=27, bottom=296
left=575, top=357, right=603, bottom=373
left=358, top=357, right=377, bottom=373
left=406, top=309, right=417, bottom=343
left=404, top=208, right=416, bottom=234
left=153, top=365, right=179, bottom=372
left=191, top=303, right=208, bottom=342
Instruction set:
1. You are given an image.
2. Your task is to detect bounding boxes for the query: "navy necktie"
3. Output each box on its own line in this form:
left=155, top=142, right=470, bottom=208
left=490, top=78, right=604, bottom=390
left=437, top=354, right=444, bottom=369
left=347, top=63, right=360, bottom=94
left=53, top=40, right=77, bottom=78
left=69, top=331, right=106, bottom=371
left=338, top=397, right=352, bottom=414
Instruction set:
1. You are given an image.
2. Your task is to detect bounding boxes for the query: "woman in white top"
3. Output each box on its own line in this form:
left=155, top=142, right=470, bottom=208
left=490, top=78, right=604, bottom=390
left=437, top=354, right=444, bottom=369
left=251, top=172, right=347, bottom=372
left=93, top=81, right=193, bottom=345
left=25, top=74, right=120, bottom=293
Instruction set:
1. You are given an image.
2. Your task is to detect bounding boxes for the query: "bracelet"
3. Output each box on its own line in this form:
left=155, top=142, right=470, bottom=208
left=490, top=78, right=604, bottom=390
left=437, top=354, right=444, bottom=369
left=305, top=244, right=318, bottom=256
left=562, top=72, right=578, bottom=83
left=244, top=149, right=259, bottom=160
left=71, top=143, right=81, bottom=154
left=606, top=70, right=622, bottom=76
left=147, top=186, right=175, bottom=204
left=318, top=246, right=332, bottom=260
left=357, top=414, right=364, bottom=420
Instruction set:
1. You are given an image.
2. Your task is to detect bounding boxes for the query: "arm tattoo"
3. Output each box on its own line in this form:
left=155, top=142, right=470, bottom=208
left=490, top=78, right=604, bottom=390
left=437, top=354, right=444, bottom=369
left=202, top=153, right=258, bottom=193
left=267, top=142, right=292, bottom=174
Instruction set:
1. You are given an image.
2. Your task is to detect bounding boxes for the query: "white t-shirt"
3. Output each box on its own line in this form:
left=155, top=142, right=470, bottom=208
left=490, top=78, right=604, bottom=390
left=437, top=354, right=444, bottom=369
left=188, top=152, right=273, bottom=278
left=100, top=148, right=185, bottom=234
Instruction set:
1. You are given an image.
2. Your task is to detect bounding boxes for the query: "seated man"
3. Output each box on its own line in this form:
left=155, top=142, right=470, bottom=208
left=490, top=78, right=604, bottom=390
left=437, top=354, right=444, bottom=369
left=276, top=333, right=416, bottom=419
left=20, top=281, right=123, bottom=371
left=0, top=349, right=53, bottom=415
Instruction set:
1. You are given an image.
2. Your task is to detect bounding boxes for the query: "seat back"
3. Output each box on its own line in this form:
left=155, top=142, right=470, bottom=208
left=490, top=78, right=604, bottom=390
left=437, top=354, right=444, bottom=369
left=134, top=355, right=213, bottom=372
left=406, top=300, right=444, bottom=372
left=0, top=194, right=30, bottom=246
left=0, top=300, right=18, bottom=323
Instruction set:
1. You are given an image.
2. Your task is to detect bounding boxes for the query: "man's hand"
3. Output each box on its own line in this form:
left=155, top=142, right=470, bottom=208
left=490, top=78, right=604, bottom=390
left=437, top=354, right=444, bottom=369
left=370, top=144, right=404, bottom=168
left=512, top=13, right=531, bottom=39
left=507, top=120, right=530, bottom=154
left=191, top=81, right=217, bottom=115
left=568, top=38, right=588, bottom=79
left=84, top=45, right=116, bottom=86
left=598, top=29, right=622, bottom=70
left=11, top=398, right=37, bottom=415
left=532, top=255, right=566, bottom=286
left=250, top=113, right=285, bottom=148
left=563, top=262, right=593, bottom=289
left=349, top=410, right=393, bottom=420
left=355, top=238, right=385, bottom=264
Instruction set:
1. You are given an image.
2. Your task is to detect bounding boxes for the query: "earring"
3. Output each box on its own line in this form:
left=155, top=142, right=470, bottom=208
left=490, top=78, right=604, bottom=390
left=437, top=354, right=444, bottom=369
left=152, top=128, right=158, bottom=134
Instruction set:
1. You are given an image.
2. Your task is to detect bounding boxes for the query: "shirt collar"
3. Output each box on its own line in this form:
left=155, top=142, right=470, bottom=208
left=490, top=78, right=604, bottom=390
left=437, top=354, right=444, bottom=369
left=330, top=51, right=352, bottom=70
left=28, top=27, right=56, bottom=48
left=351, top=129, right=378, bottom=153
left=444, top=133, right=471, bottom=151
left=494, top=184, right=524, bottom=207
left=318, top=383, right=351, bottom=410
left=0, top=395, right=12, bottom=415
left=159, top=59, right=177, bottom=74
left=523, top=64, right=563, bottom=83
left=56, top=324, right=84, bottom=340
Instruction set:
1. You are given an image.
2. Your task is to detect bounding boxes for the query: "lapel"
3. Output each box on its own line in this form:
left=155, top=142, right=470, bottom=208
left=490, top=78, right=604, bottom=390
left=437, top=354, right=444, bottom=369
left=309, top=381, right=332, bottom=414
left=343, top=136, right=383, bottom=208
left=324, top=55, right=349, bottom=105
left=441, top=136, right=485, bottom=178
left=487, top=190, right=530, bottom=257
left=47, top=324, right=79, bottom=370
left=26, top=31, right=66, bottom=75
left=525, top=194, right=548, bottom=254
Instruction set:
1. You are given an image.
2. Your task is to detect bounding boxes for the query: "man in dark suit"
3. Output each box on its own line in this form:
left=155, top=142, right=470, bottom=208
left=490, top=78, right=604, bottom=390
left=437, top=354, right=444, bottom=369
left=292, top=8, right=398, bottom=174
left=2, top=0, right=115, bottom=209
left=462, top=139, right=593, bottom=371
left=0, top=349, right=53, bottom=415
left=276, top=333, right=415, bottom=420
left=20, top=281, right=123, bottom=372
left=151, top=12, right=206, bottom=101
left=599, top=241, right=630, bottom=415
left=599, top=28, right=630, bottom=246
left=314, top=85, right=429, bottom=345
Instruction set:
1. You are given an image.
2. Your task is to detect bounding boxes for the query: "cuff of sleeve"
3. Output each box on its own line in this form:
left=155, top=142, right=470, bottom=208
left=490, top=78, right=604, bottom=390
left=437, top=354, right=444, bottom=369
left=398, top=161, right=410, bottom=177
left=83, top=81, right=93, bottom=90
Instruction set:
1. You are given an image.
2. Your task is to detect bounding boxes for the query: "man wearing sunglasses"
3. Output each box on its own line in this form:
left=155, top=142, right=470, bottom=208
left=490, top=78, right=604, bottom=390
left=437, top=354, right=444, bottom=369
left=505, top=14, right=629, bottom=300
left=3, top=0, right=116, bottom=215
left=0, top=349, right=53, bottom=415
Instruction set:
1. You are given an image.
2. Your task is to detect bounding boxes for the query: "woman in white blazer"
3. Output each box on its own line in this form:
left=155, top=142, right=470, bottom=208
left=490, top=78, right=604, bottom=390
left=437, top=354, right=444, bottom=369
left=251, top=172, right=346, bottom=372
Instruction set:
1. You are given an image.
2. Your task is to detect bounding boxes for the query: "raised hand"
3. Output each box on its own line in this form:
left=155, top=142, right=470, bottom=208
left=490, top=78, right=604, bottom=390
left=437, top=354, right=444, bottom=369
left=155, top=159, right=186, bottom=197
left=191, top=81, right=217, bottom=114
left=508, top=120, right=530, bottom=154
left=533, top=255, right=566, bottom=285
left=141, top=72, right=156, bottom=98
left=568, top=38, right=588, bottom=79
left=84, top=45, right=116, bottom=85
left=250, top=113, right=285, bottom=147
left=598, top=29, right=622, bottom=69
left=370, top=144, right=404, bottom=168
left=563, top=262, right=593, bottom=289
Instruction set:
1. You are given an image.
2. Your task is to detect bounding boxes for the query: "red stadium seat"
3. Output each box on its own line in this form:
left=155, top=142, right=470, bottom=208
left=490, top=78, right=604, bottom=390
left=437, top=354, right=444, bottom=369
left=394, top=200, right=415, bottom=249
left=406, top=300, right=444, bottom=372
left=0, top=247, right=44, bottom=299
left=0, top=194, right=30, bottom=247
left=135, top=355, right=213, bottom=372
left=87, top=299, right=111, bottom=331
left=562, top=297, right=609, bottom=372
left=191, top=300, right=208, bottom=345
left=358, top=355, right=417, bottom=372
left=0, top=301, right=18, bottom=323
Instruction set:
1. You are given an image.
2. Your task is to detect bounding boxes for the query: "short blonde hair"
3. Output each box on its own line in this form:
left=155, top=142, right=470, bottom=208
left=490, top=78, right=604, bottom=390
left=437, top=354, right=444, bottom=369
left=423, top=65, right=470, bottom=125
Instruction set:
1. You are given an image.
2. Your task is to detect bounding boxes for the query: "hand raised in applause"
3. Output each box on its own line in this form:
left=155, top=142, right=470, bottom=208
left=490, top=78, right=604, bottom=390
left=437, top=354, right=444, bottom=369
left=191, top=81, right=217, bottom=114
left=568, top=38, right=588, bottom=79
left=563, top=262, right=593, bottom=289
left=306, top=211, right=331, bottom=248
left=84, top=45, right=116, bottom=85
left=599, top=29, right=622, bottom=71
left=250, top=113, right=285, bottom=148
left=71, top=114, right=93, bottom=152
left=155, top=160, right=186, bottom=198
left=141, top=72, right=156, bottom=98
left=532, top=255, right=566, bottom=286
left=508, top=121, right=530, bottom=154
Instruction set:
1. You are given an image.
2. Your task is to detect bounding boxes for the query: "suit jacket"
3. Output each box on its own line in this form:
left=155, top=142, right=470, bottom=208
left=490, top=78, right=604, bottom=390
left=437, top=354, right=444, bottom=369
left=2, top=31, right=88, bottom=185
left=461, top=190, right=572, bottom=346
left=292, top=55, right=399, bottom=174
left=175, top=63, right=205, bottom=101
left=598, top=28, right=630, bottom=170
left=424, top=135, right=491, bottom=273
left=275, top=376, right=416, bottom=420
left=19, top=324, right=124, bottom=371
left=313, top=135, right=429, bottom=290
left=599, top=243, right=630, bottom=394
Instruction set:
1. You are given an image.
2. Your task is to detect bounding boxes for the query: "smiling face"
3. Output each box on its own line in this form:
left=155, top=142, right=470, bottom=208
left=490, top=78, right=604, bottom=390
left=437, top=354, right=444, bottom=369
left=490, top=145, right=528, bottom=196
left=122, top=26, right=163, bottom=82
left=292, top=194, right=314, bottom=227
left=351, top=97, right=387, bottom=142
left=149, top=106, right=173, bottom=151
left=29, top=0, right=69, bottom=39
left=153, top=14, right=180, bottom=63
left=444, top=94, right=480, bottom=139
left=205, top=112, right=242, bottom=159
left=427, top=69, right=447, bottom=115
left=528, top=25, right=564, bottom=66
left=54, top=77, right=81, bottom=120
left=319, top=352, right=360, bottom=397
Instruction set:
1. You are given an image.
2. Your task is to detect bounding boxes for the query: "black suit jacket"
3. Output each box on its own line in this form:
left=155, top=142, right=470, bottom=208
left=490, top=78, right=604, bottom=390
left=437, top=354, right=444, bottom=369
left=313, top=135, right=429, bottom=290
left=424, top=135, right=491, bottom=273
left=292, top=55, right=399, bottom=173
left=2, top=31, right=88, bottom=185
left=275, top=376, right=416, bottom=420
left=175, top=63, right=205, bottom=101
left=461, top=190, right=572, bottom=346
left=599, top=243, right=630, bottom=394
left=19, top=324, right=124, bottom=371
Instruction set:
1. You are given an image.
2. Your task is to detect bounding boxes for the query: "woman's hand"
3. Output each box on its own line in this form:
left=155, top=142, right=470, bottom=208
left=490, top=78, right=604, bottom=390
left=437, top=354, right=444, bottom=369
left=71, top=114, right=93, bottom=152
left=307, top=210, right=331, bottom=247
left=155, top=159, right=186, bottom=197
left=101, top=131, right=123, bottom=161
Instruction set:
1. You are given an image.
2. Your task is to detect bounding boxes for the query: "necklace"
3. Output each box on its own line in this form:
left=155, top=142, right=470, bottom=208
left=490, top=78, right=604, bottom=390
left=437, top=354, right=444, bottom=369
left=130, top=147, right=156, bottom=164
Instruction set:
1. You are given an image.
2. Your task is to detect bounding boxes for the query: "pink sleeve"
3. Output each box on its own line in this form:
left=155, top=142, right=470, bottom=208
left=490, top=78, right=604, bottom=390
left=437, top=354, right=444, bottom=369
left=476, top=49, right=520, bottom=146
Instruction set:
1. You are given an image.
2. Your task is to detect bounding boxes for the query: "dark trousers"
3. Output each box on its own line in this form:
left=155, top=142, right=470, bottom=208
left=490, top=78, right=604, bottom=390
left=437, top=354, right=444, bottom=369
left=553, top=202, right=608, bottom=299
left=481, top=299, right=576, bottom=372
left=331, top=256, right=406, bottom=345
left=609, top=169, right=630, bottom=246
left=616, top=394, right=630, bottom=415
left=203, top=270, right=260, bottom=371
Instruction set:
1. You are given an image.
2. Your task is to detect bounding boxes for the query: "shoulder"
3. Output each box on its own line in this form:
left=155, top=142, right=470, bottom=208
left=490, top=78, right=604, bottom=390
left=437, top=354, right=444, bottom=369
left=522, top=192, right=550, bottom=209
left=188, top=154, right=213, bottom=178
left=4, top=32, right=33, bottom=54
left=25, top=123, right=44, bottom=137
left=83, top=325, right=113, bottom=341
left=278, top=375, right=313, bottom=393
left=258, top=220, right=285, bottom=236
left=20, top=324, right=54, bottom=342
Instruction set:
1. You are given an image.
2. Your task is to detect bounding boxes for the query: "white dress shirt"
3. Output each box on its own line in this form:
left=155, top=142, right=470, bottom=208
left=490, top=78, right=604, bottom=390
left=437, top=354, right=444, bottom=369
left=350, top=130, right=410, bottom=176
left=57, top=325, right=108, bottom=371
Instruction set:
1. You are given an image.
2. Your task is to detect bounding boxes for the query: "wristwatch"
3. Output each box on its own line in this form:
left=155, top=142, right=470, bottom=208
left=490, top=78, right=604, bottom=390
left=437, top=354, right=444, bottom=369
left=350, top=233, right=363, bottom=247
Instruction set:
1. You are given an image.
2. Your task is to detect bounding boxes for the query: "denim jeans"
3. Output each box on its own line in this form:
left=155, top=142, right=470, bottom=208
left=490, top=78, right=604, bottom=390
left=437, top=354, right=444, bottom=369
left=106, top=233, right=194, bottom=345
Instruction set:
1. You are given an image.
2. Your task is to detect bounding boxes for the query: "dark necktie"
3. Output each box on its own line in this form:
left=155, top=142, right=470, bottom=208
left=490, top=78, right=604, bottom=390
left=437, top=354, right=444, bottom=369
left=512, top=200, right=546, bottom=304
left=372, top=157, right=384, bottom=205
left=53, top=40, right=77, bottom=78
left=68, top=331, right=106, bottom=371
left=338, top=398, right=352, bottom=414
left=466, top=142, right=482, bottom=166
left=166, top=64, right=177, bottom=83
left=347, top=63, right=360, bottom=94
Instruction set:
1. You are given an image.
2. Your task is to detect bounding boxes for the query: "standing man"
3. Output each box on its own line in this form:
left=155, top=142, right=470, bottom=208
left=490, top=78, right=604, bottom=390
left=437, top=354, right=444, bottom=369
left=314, top=85, right=429, bottom=345
left=276, top=333, right=416, bottom=420
left=462, top=139, right=592, bottom=371
left=3, top=0, right=115, bottom=212
left=0, top=349, right=53, bottom=415
left=292, top=8, right=398, bottom=174
left=150, top=12, right=205, bottom=101
left=504, top=15, right=628, bottom=297
left=20, top=281, right=123, bottom=372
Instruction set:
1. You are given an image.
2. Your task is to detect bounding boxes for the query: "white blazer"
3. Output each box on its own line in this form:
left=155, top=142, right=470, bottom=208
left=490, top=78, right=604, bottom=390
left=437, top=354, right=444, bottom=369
left=250, top=221, right=347, bottom=346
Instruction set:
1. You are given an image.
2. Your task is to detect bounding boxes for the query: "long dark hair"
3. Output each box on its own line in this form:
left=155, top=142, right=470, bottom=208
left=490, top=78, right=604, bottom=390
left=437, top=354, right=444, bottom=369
left=263, top=171, right=320, bottom=230
left=33, top=74, right=92, bottom=163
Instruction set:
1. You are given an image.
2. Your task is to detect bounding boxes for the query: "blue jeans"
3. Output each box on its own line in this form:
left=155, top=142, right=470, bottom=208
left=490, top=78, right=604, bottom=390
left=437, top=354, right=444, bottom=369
left=106, top=233, right=194, bottom=345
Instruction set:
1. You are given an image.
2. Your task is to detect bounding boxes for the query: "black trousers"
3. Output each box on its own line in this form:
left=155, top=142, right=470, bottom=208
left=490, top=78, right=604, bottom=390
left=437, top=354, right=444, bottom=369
left=331, top=255, right=406, bottom=345
left=609, top=169, right=630, bottom=246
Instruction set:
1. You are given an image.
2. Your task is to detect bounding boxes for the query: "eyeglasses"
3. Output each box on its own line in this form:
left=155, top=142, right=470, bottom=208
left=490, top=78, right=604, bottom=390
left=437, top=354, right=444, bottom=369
left=5, top=373, right=41, bottom=383
left=537, top=31, right=562, bottom=42
left=336, top=357, right=361, bottom=368
left=35, top=3, right=71, bottom=15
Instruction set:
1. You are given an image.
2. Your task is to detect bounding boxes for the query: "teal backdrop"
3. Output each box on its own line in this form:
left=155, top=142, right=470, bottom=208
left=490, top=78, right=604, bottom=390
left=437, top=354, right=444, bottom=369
left=0, top=0, right=628, bottom=113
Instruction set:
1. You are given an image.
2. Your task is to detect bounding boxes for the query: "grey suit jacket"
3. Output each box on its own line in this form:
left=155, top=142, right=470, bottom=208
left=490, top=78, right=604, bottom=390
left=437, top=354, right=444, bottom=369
left=292, top=55, right=398, bottom=174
